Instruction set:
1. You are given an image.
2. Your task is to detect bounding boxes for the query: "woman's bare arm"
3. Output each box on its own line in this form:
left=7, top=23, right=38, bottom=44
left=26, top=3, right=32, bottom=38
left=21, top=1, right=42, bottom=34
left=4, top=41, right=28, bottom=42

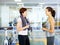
left=16, top=21, right=29, bottom=31
left=42, top=18, right=55, bottom=33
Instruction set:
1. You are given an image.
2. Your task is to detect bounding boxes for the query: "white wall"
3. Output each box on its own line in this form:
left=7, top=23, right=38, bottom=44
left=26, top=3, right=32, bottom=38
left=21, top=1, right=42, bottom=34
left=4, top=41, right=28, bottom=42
left=1, top=5, right=9, bottom=27
left=9, top=8, right=19, bottom=22
left=27, top=7, right=44, bottom=30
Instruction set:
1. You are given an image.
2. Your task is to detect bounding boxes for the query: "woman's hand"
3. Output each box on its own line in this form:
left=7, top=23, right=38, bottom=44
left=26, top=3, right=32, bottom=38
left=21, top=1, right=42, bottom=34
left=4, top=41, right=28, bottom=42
left=25, top=25, right=29, bottom=29
left=42, top=28, right=54, bottom=33
left=42, top=28, right=47, bottom=31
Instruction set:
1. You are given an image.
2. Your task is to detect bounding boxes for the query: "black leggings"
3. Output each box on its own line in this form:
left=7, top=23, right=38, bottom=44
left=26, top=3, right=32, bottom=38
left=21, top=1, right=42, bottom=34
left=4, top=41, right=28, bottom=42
left=47, top=36, right=54, bottom=45
left=18, top=35, right=30, bottom=45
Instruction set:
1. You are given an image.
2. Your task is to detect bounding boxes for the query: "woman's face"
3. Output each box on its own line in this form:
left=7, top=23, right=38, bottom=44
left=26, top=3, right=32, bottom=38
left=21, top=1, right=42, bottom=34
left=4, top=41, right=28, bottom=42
left=22, top=11, right=27, bottom=17
left=45, top=9, right=51, bottom=16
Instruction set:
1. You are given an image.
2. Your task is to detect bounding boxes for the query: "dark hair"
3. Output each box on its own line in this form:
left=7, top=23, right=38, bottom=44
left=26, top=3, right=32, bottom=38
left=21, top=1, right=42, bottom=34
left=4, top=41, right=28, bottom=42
left=19, top=8, right=27, bottom=15
left=46, top=7, right=55, bottom=18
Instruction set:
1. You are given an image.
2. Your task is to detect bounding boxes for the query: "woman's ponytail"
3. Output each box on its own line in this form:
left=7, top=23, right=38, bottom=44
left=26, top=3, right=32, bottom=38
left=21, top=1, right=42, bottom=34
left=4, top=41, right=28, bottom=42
left=52, top=10, right=55, bottom=18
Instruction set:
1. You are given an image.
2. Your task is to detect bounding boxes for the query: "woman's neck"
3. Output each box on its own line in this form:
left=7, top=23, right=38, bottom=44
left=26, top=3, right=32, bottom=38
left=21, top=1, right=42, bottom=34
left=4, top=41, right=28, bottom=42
left=48, top=14, right=54, bottom=21
left=48, top=14, right=53, bottom=18
left=21, top=15, right=26, bottom=18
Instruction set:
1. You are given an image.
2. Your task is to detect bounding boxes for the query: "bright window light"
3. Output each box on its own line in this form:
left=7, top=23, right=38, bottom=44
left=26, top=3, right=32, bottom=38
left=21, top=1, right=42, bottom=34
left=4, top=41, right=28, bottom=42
left=14, top=0, right=21, bottom=2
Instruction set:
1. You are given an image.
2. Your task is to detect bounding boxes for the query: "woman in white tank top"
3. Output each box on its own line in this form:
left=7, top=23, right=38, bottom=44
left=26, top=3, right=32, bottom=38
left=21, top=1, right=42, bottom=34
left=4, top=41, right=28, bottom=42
left=16, top=8, right=30, bottom=45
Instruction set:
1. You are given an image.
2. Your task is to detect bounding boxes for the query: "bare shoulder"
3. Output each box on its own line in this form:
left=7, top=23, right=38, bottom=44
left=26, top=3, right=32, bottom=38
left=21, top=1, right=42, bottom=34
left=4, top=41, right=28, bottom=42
left=49, top=17, right=55, bottom=25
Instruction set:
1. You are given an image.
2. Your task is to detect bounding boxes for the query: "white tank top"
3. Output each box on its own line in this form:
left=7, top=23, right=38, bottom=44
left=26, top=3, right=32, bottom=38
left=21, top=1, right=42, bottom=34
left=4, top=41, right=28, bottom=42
left=45, top=21, right=55, bottom=37
left=17, top=17, right=28, bottom=35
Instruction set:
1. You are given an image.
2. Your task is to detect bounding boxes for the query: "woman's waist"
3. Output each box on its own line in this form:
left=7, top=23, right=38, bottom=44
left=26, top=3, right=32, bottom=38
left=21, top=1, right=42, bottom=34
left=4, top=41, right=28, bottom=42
left=18, top=29, right=28, bottom=35
left=46, top=32, right=55, bottom=37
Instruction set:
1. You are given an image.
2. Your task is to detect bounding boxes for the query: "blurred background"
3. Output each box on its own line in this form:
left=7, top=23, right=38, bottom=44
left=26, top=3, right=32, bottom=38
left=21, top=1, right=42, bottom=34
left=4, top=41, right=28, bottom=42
left=0, top=0, right=60, bottom=45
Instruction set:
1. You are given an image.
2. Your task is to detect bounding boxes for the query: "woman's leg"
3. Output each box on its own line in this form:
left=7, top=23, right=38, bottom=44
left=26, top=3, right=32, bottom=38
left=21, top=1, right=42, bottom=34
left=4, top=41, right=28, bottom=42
left=26, top=36, right=30, bottom=45
left=18, top=35, right=26, bottom=45
left=47, top=36, right=54, bottom=45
